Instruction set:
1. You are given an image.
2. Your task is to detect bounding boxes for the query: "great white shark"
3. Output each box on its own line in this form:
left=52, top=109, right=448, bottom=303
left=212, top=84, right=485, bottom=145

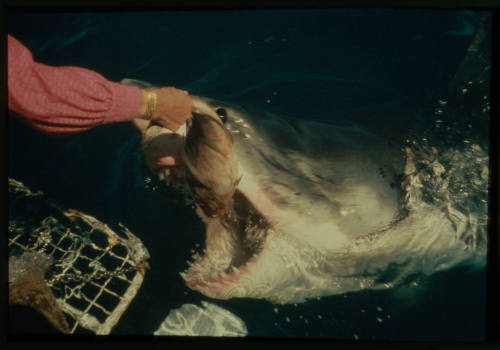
left=122, top=17, right=489, bottom=304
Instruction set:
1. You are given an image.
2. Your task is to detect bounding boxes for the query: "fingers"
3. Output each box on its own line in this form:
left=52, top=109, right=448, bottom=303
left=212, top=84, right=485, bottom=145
left=135, top=86, right=191, bottom=184
left=132, top=118, right=150, bottom=135
left=153, top=87, right=193, bottom=131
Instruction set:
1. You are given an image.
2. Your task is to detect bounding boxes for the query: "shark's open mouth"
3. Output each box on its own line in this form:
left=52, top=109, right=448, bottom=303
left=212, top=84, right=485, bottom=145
left=180, top=190, right=270, bottom=298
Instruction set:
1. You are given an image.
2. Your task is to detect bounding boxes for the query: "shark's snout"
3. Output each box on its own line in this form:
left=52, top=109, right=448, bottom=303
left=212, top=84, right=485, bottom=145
left=182, top=110, right=239, bottom=219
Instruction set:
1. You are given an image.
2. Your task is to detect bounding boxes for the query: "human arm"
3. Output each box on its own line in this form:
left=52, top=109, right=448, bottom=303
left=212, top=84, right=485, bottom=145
left=7, top=34, right=193, bottom=135
left=7, top=34, right=143, bottom=135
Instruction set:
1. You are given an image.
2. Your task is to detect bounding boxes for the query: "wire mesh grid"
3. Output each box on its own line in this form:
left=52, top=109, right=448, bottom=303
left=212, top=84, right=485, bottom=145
left=8, top=178, right=150, bottom=334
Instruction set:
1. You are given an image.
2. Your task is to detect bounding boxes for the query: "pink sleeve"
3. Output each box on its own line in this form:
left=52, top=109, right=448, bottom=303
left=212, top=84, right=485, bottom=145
left=7, top=34, right=143, bottom=136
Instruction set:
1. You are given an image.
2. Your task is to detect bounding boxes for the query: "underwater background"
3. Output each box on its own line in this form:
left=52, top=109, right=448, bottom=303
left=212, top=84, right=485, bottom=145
left=7, top=9, right=490, bottom=340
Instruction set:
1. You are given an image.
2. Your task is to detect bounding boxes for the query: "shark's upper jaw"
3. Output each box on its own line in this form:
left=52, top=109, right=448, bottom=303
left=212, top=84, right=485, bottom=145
left=180, top=190, right=269, bottom=298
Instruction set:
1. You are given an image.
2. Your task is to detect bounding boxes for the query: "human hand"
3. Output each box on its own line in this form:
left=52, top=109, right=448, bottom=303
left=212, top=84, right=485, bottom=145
left=136, top=87, right=193, bottom=132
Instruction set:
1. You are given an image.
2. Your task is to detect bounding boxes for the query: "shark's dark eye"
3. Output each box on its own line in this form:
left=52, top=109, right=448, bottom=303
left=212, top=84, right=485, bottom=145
left=215, top=108, right=228, bottom=123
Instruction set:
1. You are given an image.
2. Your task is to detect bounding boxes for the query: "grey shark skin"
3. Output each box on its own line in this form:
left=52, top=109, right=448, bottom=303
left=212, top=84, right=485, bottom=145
left=183, top=100, right=487, bottom=304
left=123, top=59, right=487, bottom=304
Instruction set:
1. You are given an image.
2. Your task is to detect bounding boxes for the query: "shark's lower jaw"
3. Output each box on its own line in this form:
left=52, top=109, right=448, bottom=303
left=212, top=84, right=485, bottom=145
left=180, top=190, right=269, bottom=298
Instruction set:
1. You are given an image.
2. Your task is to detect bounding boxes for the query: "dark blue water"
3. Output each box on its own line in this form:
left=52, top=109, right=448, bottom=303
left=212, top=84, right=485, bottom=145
left=8, top=10, right=489, bottom=340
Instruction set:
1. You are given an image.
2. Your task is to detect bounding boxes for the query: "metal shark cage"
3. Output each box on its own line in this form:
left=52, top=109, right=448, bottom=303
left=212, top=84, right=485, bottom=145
left=8, top=178, right=150, bottom=335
